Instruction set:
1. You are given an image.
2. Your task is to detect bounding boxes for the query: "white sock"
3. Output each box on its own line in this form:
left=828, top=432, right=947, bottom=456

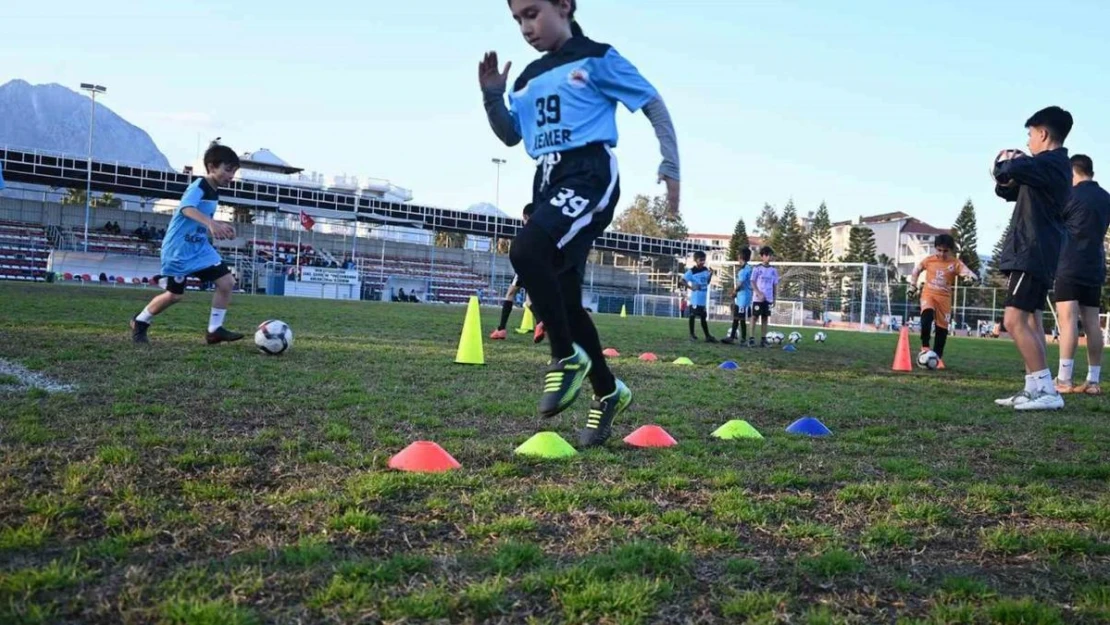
left=1058, top=359, right=1075, bottom=384
left=136, top=307, right=155, bottom=324
left=208, top=308, right=226, bottom=333
left=1088, top=366, right=1101, bottom=385
left=1024, top=374, right=1037, bottom=394
left=1033, top=369, right=1055, bottom=394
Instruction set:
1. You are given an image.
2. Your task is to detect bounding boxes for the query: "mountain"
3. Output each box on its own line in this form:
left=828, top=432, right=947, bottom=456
left=0, top=79, right=171, bottom=170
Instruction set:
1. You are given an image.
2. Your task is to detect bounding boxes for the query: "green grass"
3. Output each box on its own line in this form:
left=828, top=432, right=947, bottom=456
left=1, top=282, right=1108, bottom=623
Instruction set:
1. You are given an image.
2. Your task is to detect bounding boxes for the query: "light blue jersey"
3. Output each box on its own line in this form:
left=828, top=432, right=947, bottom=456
left=508, top=37, right=658, bottom=159
left=685, top=266, right=712, bottom=307
left=735, top=264, right=753, bottom=308
left=161, top=178, right=222, bottom=277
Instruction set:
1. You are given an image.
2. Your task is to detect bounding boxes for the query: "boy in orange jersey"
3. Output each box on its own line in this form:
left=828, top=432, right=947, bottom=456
left=909, top=234, right=979, bottom=368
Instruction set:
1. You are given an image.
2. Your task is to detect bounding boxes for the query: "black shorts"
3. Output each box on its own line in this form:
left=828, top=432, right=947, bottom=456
left=1004, top=271, right=1050, bottom=313
left=753, top=301, right=773, bottom=319
left=529, top=143, right=620, bottom=277
left=165, top=262, right=231, bottom=295
left=688, top=305, right=707, bottom=319
left=1054, top=279, right=1102, bottom=309
left=732, top=304, right=751, bottom=320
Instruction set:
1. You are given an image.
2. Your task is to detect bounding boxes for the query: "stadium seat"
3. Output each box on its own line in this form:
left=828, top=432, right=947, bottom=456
left=116, top=276, right=125, bottom=284
left=64, top=272, right=73, bottom=281
left=82, top=274, right=92, bottom=282
left=132, top=277, right=141, bottom=284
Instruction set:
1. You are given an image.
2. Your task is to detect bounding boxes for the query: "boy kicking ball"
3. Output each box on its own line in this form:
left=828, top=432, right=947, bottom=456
left=908, top=234, right=979, bottom=369
left=130, top=142, right=244, bottom=345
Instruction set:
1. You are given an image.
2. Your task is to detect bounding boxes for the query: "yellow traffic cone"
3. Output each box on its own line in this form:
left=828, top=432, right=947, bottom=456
left=620, top=304, right=628, bottom=318
left=455, top=296, right=485, bottom=365
left=515, top=305, right=535, bottom=334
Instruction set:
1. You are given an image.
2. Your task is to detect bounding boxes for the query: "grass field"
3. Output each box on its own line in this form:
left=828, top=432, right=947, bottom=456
left=1, top=281, right=1108, bottom=625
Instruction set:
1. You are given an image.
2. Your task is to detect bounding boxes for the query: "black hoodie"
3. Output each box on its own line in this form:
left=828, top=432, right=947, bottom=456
left=994, top=147, right=1071, bottom=284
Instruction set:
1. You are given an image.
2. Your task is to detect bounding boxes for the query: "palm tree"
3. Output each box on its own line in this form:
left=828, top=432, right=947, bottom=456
left=875, top=253, right=899, bottom=280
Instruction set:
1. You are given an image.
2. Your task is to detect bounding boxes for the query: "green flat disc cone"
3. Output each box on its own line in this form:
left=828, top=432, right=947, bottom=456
left=711, top=420, right=764, bottom=440
left=514, top=432, right=578, bottom=459
left=672, top=357, right=695, bottom=366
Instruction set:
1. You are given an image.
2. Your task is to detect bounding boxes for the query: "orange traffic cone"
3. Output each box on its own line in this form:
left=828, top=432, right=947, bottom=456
left=892, top=326, right=913, bottom=372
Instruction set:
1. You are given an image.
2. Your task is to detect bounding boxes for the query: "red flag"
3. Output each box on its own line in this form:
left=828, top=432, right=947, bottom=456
left=299, top=210, right=315, bottom=231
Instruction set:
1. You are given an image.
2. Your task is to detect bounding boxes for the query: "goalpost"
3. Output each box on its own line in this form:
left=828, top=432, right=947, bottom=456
left=713, top=261, right=895, bottom=332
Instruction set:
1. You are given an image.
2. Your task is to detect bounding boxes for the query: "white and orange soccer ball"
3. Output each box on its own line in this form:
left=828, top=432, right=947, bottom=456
left=255, top=320, right=293, bottom=355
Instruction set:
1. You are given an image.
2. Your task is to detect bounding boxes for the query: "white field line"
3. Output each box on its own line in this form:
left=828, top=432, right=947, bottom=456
left=0, top=358, right=77, bottom=393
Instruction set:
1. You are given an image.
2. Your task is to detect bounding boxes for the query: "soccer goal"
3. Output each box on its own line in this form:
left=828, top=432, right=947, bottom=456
left=634, top=294, right=682, bottom=318
left=712, top=261, right=894, bottom=331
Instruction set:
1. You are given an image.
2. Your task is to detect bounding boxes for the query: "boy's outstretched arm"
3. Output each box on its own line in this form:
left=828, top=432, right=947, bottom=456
left=642, top=96, right=680, bottom=213
left=995, top=152, right=1056, bottom=190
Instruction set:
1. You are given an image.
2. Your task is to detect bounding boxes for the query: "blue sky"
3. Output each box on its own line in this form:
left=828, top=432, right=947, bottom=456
left=4, top=0, right=1108, bottom=253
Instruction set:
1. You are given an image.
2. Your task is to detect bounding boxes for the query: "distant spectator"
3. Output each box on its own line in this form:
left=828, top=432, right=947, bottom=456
left=398, top=288, right=407, bottom=302
left=103, top=220, right=113, bottom=232
left=99, top=272, right=108, bottom=283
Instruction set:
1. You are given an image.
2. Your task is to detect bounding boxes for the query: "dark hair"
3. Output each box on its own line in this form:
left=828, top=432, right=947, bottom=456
left=934, top=233, right=956, bottom=250
left=1025, top=106, right=1073, bottom=144
left=511, top=0, right=583, bottom=37
left=693, top=250, right=706, bottom=261
left=203, top=141, right=240, bottom=172
left=741, top=248, right=752, bottom=262
left=522, top=203, right=535, bottom=218
left=760, top=246, right=774, bottom=257
left=1071, top=154, right=1094, bottom=178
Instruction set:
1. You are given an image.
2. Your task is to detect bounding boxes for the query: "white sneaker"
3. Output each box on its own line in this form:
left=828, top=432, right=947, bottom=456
left=1014, top=390, right=1064, bottom=411
left=995, top=391, right=1031, bottom=407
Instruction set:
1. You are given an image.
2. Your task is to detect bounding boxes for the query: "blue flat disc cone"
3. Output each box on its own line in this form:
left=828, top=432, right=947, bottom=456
left=786, top=417, right=832, bottom=437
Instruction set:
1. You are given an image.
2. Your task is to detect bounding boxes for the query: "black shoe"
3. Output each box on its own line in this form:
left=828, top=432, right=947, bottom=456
left=689, top=335, right=699, bottom=342
left=579, top=380, right=632, bottom=448
left=706, top=336, right=719, bottom=344
left=539, top=344, right=592, bottom=418
left=721, top=337, right=736, bottom=345
left=206, top=326, right=245, bottom=345
left=130, top=317, right=150, bottom=344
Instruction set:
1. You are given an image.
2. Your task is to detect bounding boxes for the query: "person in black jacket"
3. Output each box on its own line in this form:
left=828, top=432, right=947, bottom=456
left=1054, top=154, right=1110, bottom=396
left=992, top=106, right=1073, bottom=411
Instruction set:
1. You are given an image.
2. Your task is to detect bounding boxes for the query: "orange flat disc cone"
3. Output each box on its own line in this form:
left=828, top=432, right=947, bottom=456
left=603, top=348, right=621, bottom=358
left=624, top=425, right=677, bottom=448
left=388, top=441, right=461, bottom=473
left=638, top=352, right=658, bottom=362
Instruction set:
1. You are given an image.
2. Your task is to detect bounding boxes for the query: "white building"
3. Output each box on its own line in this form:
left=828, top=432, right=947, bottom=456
left=830, top=211, right=949, bottom=276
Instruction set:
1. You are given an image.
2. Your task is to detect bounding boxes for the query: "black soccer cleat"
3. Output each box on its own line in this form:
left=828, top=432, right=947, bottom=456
left=206, top=326, right=245, bottom=345
left=579, top=379, right=632, bottom=448
left=538, top=344, right=592, bottom=418
left=706, top=335, right=719, bottom=344
left=721, top=336, right=736, bottom=345
left=130, top=317, right=150, bottom=344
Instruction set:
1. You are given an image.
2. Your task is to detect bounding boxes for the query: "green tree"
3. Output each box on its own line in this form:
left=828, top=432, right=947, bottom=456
left=612, top=194, right=687, bottom=240
left=727, top=218, right=749, bottom=261
left=755, top=203, right=779, bottom=236
left=775, top=199, right=806, bottom=261
left=843, top=226, right=877, bottom=264
left=60, top=189, right=121, bottom=209
left=951, top=199, right=981, bottom=277
left=807, top=201, right=834, bottom=263
left=987, top=224, right=1011, bottom=287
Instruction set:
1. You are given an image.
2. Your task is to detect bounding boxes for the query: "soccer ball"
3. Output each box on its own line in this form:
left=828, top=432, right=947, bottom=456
left=991, top=148, right=1027, bottom=183
left=255, top=320, right=293, bottom=355
left=788, top=332, right=803, bottom=344
left=768, top=332, right=783, bottom=345
left=917, top=349, right=939, bottom=370
left=814, top=332, right=827, bottom=343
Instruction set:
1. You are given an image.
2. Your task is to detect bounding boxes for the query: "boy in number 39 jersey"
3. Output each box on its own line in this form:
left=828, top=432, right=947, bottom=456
left=480, top=0, right=680, bottom=447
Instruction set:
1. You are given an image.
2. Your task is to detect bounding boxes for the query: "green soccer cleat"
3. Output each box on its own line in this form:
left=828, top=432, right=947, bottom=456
left=539, top=344, right=592, bottom=418
left=579, top=379, right=633, bottom=448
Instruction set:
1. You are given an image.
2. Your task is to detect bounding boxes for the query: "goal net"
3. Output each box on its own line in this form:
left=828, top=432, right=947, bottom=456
left=634, top=294, right=681, bottom=318
left=712, top=261, right=895, bottom=331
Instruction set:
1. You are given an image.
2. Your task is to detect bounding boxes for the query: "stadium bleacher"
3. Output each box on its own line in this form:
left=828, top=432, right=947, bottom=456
left=71, top=227, right=160, bottom=256
left=357, top=256, right=486, bottom=304
left=0, top=220, right=49, bottom=281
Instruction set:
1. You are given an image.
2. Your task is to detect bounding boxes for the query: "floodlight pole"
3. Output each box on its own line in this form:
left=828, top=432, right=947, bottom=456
left=80, top=83, right=106, bottom=252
